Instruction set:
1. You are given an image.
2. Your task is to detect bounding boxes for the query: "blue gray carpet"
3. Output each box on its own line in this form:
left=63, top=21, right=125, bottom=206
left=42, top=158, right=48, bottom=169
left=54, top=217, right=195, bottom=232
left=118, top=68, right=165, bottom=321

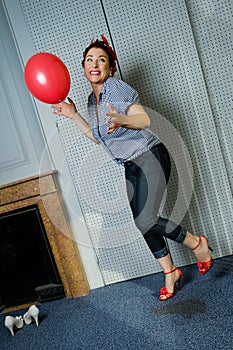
left=1, top=255, right=233, bottom=350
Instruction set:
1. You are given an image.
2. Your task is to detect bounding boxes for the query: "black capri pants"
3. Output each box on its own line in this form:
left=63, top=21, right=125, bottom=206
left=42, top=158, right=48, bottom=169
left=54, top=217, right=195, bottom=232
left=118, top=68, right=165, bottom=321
left=124, top=143, right=187, bottom=259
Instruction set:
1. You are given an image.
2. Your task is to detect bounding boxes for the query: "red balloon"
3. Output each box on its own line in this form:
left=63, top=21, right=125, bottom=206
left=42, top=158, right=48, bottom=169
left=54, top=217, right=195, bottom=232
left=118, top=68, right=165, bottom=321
left=24, top=52, right=70, bottom=104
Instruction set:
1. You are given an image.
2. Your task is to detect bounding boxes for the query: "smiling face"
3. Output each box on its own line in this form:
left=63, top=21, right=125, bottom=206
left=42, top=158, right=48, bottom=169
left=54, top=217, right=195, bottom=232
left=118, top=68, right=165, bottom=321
left=84, top=47, right=112, bottom=88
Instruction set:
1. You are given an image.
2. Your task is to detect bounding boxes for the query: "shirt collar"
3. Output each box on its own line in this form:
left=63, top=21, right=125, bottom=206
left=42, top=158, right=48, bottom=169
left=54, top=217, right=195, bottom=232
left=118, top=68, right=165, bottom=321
left=89, top=77, right=111, bottom=103
left=100, top=77, right=112, bottom=96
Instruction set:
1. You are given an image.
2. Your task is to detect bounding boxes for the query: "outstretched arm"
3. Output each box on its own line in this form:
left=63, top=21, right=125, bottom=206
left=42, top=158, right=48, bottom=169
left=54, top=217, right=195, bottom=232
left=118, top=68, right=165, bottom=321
left=51, top=97, right=99, bottom=144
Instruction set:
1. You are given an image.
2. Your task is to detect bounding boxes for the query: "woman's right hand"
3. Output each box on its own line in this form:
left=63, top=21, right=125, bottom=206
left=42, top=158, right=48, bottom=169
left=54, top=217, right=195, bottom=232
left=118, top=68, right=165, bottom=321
left=51, top=97, right=77, bottom=119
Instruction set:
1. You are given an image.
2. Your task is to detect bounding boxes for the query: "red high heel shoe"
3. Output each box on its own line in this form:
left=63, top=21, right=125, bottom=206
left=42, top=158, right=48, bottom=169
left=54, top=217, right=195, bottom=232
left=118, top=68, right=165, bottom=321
left=191, top=236, right=213, bottom=274
left=159, top=267, right=182, bottom=301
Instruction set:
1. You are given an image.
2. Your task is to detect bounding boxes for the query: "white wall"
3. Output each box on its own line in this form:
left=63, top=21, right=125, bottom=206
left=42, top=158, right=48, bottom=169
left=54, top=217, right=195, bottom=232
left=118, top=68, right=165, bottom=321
left=2, top=0, right=233, bottom=287
left=1, top=0, right=104, bottom=289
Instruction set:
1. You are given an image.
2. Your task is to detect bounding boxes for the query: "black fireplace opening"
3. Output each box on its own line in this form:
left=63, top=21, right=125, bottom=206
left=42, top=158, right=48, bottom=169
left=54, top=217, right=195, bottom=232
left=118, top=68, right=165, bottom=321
left=0, top=204, right=65, bottom=309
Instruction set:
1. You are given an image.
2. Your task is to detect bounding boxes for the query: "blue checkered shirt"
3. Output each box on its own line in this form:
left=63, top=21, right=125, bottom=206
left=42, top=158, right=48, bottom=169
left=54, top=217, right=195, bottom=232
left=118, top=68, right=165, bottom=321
left=87, top=77, right=159, bottom=164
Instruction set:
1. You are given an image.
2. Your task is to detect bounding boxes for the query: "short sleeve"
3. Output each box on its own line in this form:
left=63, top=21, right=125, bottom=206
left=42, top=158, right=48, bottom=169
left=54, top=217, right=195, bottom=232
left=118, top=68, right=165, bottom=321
left=106, top=78, right=140, bottom=114
left=113, top=79, right=140, bottom=102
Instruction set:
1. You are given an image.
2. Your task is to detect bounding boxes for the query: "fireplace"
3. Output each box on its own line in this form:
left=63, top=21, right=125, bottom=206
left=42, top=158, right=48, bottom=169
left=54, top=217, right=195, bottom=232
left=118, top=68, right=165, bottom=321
left=0, top=204, right=64, bottom=307
left=0, top=171, right=89, bottom=312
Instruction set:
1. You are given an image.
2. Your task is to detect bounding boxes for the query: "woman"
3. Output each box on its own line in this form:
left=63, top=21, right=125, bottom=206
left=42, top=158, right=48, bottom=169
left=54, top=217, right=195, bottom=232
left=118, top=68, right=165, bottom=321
left=52, top=35, right=213, bottom=301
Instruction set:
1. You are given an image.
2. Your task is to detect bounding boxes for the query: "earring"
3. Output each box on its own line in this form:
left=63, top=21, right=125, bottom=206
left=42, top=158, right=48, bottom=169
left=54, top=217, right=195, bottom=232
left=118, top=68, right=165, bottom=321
left=109, top=71, right=112, bottom=77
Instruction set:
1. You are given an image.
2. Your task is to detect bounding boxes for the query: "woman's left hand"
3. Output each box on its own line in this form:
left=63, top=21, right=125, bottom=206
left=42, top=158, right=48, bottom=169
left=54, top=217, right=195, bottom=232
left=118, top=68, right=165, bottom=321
left=106, top=102, right=150, bottom=132
left=106, top=103, right=123, bottom=134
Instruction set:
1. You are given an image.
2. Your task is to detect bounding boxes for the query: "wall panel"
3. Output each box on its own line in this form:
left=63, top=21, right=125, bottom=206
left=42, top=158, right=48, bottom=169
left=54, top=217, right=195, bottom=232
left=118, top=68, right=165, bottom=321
left=19, top=0, right=158, bottom=284
left=102, top=0, right=233, bottom=263
left=186, top=0, right=233, bottom=190
left=17, top=0, right=233, bottom=284
left=0, top=1, right=50, bottom=184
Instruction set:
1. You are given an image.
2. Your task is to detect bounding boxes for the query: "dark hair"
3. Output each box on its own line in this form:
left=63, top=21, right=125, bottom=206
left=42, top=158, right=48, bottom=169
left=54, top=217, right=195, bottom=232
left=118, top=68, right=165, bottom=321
left=81, top=40, right=117, bottom=76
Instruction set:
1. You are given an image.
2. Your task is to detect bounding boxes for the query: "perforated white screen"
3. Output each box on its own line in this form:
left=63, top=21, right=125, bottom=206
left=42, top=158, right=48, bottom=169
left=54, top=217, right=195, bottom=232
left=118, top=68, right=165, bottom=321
left=19, top=0, right=233, bottom=284
left=186, top=0, right=233, bottom=190
left=102, top=0, right=233, bottom=264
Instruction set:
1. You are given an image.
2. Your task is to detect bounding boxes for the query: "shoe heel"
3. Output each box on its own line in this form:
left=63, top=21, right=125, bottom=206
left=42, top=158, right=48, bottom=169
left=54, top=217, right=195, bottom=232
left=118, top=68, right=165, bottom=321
left=4, top=317, right=15, bottom=336
left=7, top=325, right=14, bottom=337
left=24, top=305, right=39, bottom=327
left=4, top=316, right=23, bottom=336
left=32, top=314, right=39, bottom=327
left=176, top=268, right=183, bottom=289
left=30, top=305, right=39, bottom=326
left=202, top=236, right=213, bottom=252
left=159, top=267, right=182, bottom=301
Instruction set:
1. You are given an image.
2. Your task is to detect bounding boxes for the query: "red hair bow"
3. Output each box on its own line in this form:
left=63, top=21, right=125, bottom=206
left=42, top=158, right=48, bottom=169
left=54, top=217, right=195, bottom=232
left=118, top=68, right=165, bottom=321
left=101, top=35, right=117, bottom=61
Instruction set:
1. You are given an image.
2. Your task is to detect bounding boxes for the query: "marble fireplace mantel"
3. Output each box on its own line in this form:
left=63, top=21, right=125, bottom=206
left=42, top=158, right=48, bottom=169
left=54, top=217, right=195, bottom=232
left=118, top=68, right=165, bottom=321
left=0, top=171, right=90, bottom=310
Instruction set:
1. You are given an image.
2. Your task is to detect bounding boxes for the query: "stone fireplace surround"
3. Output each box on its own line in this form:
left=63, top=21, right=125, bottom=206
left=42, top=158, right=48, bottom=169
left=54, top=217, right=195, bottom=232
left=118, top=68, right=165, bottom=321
left=0, top=171, right=90, bottom=311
